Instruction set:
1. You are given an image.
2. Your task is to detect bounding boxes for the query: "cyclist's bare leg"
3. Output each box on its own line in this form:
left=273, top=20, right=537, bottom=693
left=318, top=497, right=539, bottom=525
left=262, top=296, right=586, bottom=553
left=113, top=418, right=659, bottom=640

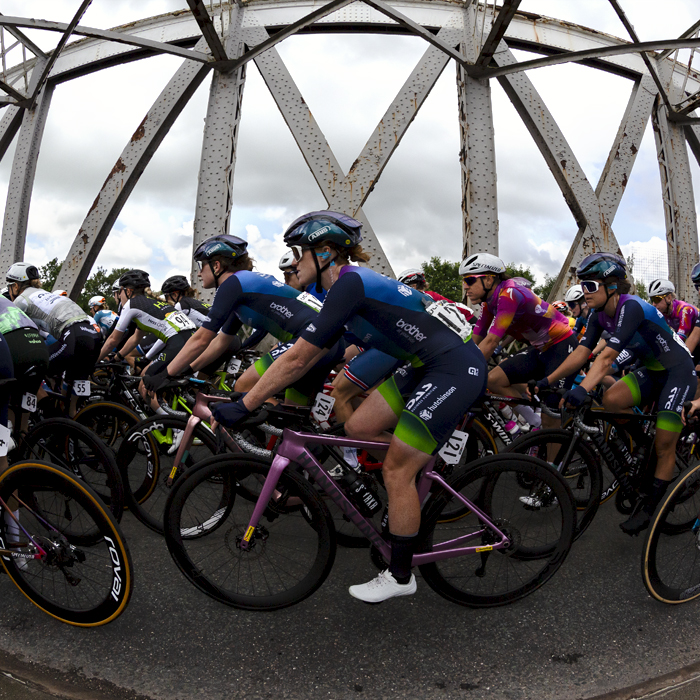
left=234, top=364, right=261, bottom=392
left=601, top=378, right=635, bottom=414
left=654, top=428, right=681, bottom=481
left=344, top=388, right=396, bottom=444
left=330, top=371, right=364, bottom=424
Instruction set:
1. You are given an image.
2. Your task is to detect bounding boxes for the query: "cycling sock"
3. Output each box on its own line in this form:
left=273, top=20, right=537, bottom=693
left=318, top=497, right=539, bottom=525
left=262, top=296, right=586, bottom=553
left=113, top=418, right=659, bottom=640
left=156, top=407, right=168, bottom=416
left=389, top=532, right=418, bottom=584
left=343, top=447, right=359, bottom=470
left=643, top=477, right=671, bottom=514
left=514, top=404, right=541, bottom=429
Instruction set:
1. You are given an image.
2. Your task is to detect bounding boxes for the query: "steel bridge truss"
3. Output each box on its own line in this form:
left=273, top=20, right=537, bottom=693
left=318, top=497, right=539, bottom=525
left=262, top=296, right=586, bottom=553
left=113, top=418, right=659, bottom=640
left=1, top=1, right=700, bottom=300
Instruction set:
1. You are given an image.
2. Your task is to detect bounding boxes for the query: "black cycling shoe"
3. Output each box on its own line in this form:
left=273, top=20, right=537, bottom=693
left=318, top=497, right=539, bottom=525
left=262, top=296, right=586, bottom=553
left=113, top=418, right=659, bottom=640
left=619, top=509, right=651, bottom=536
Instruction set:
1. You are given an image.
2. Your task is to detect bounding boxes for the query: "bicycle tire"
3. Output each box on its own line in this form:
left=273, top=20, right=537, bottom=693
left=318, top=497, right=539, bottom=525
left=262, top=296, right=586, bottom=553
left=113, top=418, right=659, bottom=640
left=505, top=428, right=602, bottom=540
left=418, top=454, right=575, bottom=607
left=0, top=460, right=133, bottom=626
left=642, top=462, right=700, bottom=603
left=117, top=415, right=220, bottom=534
left=74, top=401, right=142, bottom=454
left=18, top=418, right=124, bottom=520
left=164, top=454, right=336, bottom=611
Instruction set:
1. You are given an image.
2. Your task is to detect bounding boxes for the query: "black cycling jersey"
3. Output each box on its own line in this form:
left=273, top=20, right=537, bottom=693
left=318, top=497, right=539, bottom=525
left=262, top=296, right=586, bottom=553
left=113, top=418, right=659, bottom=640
left=201, top=271, right=321, bottom=341
left=175, top=297, right=211, bottom=328
left=580, top=294, right=692, bottom=371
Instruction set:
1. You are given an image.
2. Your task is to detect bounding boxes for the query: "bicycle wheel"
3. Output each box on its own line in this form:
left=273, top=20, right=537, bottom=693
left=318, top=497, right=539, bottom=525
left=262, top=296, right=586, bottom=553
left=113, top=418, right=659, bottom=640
left=0, top=460, right=133, bottom=626
left=642, top=463, right=700, bottom=603
left=419, top=454, right=575, bottom=607
left=75, top=401, right=142, bottom=454
left=19, top=418, right=124, bottom=519
left=164, top=454, right=336, bottom=610
left=117, top=415, right=219, bottom=534
left=505, top=429, right=602, bottom=539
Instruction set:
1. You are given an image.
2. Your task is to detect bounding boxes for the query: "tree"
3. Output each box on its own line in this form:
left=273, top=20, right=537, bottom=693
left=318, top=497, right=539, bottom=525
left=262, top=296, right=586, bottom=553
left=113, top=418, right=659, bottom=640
left=626, top=253, right=649, bottom=300
left=421, top=257, right=463, bottom=301
left=534, top=273, right=557, bottom=301
left=505, top=262, right=536, bottom=287
left=38, top=258, right=62, bottom=292
left=78, top=266, right=129, bottom=310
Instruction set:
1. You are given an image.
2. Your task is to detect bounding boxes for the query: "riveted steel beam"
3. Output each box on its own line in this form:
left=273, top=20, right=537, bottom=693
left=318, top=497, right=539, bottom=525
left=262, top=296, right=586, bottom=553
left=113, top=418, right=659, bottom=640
left=191, top=6, right=247, bottom=293
left=0, top=104, right=22, bottom=159
left=0, top=14, right=47, bottom=59
left=474, top=0, right=521, bottom=71
left=494, top=43, right=621, bottom=299
left=0, top=58, right=53, bottom=272
left=653, top=95, right=699, bottom=302
left=460, top=3, right=498, bottom=257
left=53, top=39, right=212, bottom=297
left=186, top=0, right=228, bottom=62
left=0, top=78, right=25, bottom=103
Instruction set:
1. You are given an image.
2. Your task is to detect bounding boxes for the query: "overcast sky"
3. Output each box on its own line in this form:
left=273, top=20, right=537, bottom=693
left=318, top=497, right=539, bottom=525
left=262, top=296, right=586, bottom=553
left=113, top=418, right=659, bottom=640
left=1, top=0, right=698, bottom=293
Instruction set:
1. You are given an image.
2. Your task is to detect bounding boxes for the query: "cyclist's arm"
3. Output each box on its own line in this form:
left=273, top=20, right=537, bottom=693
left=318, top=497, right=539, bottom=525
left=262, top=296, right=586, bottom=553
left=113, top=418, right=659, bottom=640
left=478, top=333, right=501, bottom=360
left=543, top=344, right=590, bottom=384
left=99, top=329, right=125, bottom=361
left=117, top=329, right=144, bottom=360
left=242, top=338, right=328, bottom=410
left=190, top=332, right=237, bottom=372
left=578, top=346, right=618, bottom=392
left=686, top=325, right=700, bottom=353
left=166, top=326, right=217, bottom=376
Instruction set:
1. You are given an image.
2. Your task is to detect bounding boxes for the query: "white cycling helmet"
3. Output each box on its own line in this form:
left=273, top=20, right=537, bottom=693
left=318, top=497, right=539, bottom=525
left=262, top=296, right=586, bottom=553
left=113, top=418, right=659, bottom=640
left=648, top=278, right=675, bottom=297
left=89, top=295, right=106, bottom=308
left=397, top=268, right=426, bottom=286
left=53, top=289, right=67, bottom=297
left=6, top=262, right=39, bottom=283
left=564, top=285, right=585, bottom=303
left=459, top=253, right=506, bottom=276
left=279, top=251, right=296, bottom=271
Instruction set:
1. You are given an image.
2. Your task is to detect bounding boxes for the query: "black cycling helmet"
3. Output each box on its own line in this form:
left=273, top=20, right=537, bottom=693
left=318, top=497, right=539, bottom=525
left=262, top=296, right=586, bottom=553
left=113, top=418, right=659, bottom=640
left=161, top=275, right=191, bottom=294
left=193, top=234, right=248, bottom=262
left=691, top=262, right=700, bottom=285
left=119, top=269, right=150, bottom=289
left=576, top=252, right=627, bottom=280
left=283, top=211, right=362, bottom=248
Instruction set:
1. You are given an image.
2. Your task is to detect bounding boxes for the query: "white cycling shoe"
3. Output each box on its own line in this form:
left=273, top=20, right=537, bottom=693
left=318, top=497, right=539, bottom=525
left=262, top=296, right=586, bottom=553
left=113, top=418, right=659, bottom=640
left=349, top=569, right=417, bottom=603
left=167, top=430, right=184, bottom=455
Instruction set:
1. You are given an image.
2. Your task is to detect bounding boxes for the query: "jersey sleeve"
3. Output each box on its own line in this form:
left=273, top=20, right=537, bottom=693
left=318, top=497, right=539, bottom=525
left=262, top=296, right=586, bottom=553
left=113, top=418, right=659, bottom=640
left=114, top=301, right=135, bottom=333
left=300, top=271, right=364, bottom=348
left=484, top=287, right=522, bottom=340
left=220, top=315, right=243, bottom=336
left=201, top=275, right=243, bottom=333
left=606, top=299, right=645, bottom=350
left=579, top=311, right=603, bottom=350
left=678, top=304, right=697, bottom=340
left=472, top=303, right=492, bottom=337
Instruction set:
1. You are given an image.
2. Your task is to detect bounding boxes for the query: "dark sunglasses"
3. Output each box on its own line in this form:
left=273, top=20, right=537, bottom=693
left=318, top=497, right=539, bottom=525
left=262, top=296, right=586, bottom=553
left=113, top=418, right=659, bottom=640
left=462, top=274, right=490, bottom=286
left=566, top=300, right=580, bottom=309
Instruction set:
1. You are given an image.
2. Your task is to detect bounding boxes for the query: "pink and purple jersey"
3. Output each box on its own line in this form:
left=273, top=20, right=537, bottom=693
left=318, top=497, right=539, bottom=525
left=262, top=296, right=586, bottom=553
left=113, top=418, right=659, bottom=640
left=665, top=299, right=698, bottom=340
left=473, top=279, right=573, bottom=351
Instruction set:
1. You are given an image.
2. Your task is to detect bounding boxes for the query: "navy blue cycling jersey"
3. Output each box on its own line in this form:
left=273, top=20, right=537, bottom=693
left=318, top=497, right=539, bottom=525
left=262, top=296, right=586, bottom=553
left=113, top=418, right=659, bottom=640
left=300, top=265, right=467, bottom=366
left=202, top=271, right=320, bottom=341
left=580, top=294, right=692, bottom=371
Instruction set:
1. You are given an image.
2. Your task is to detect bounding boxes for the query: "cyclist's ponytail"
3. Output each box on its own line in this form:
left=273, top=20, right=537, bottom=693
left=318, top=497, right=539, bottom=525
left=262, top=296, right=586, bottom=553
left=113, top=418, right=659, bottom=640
left=330, top=244, right=371, bottom=265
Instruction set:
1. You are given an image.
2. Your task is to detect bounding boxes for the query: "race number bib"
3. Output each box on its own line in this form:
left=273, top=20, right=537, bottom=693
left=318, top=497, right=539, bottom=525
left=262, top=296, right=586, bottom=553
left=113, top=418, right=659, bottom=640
left=73, top=380, right=91, bottom=396
left=0, top=424, right=11, bottom=457
left=226, top=358, right=242, bottom=374
left=165, top=311, right=196, bottom=332
left=438, top=429, right=469, bottom=465
left=312, top=393, right=335, bottom=423
left=21, top=393, right=37, bottom=412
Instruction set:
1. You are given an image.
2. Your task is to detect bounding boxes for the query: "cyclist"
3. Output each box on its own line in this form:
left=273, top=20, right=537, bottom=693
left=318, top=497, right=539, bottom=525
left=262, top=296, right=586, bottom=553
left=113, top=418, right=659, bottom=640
left=6, top=263, right=101, bottom=414
left=542, top=253, right=696, bottom=535
left=89, top=295, right=118, bottom=337
left=209, top=211, right=487, bottom=603
left=648, top=279, right=698, bottom=348
left=279, top=251, right=303, bottom=291
left=565, top=285, right=589, bottom=338
left=99, top=269, right=196, bottom=409
left=144, top=234, right=344, bottom=406
left=161, top=275, right=211, bottom=327
left=397, top=268, right=474, bottom=322
left=463, top=253, right=577, bottom=429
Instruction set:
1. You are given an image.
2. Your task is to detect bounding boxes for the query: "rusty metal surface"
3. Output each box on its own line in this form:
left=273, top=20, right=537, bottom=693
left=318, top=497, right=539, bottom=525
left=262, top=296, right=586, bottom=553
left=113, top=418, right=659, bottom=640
left=52, top=40, right=212, bottom=297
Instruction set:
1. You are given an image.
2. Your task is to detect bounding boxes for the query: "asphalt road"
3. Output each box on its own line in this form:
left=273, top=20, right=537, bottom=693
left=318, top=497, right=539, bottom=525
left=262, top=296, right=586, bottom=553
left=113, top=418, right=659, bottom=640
left=0, top=501, right=699, bottom=700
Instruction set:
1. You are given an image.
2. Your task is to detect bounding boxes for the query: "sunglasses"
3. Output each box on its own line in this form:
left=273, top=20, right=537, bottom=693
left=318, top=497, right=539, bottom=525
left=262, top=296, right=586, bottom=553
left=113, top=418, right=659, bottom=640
left=462, top=274, right=490, bottom=286
left=566, top=300, right=580, bottom=309
left=290, top=245, right=309, bottom=262
left=580, top=280, right=603, bottom=293
left=650, top=295, right=665, bottom=304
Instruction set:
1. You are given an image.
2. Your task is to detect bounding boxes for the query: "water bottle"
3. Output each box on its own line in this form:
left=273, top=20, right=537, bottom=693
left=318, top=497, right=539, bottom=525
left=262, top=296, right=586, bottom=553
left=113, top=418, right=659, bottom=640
left=498, top=402, right=515, bottom=421
left=340, top=470, right=382, bottom=516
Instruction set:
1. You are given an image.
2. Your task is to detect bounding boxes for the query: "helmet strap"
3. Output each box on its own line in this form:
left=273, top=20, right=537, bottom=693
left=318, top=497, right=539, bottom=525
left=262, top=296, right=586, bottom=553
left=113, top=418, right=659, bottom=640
left=595, top=283, right=617, bottom=312
left=208, top=260, right=224, bottom=290
left=312, top=249, right=335, bottom=293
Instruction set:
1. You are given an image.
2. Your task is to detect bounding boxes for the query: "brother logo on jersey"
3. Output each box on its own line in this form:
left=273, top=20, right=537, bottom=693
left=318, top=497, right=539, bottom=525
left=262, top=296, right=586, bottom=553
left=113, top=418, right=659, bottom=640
left=656, top=333, right=670, bottom=353
left=396, top=319, right=426, bottom=342
left=270, top=302, right=293, bottom=319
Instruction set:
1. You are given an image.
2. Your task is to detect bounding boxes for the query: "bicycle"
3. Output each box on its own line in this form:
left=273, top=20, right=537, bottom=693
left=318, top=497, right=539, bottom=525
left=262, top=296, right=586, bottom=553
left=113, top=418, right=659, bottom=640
left=0, top=459, right=133, bottom=625
left=163, top=402, right=577, bottom=610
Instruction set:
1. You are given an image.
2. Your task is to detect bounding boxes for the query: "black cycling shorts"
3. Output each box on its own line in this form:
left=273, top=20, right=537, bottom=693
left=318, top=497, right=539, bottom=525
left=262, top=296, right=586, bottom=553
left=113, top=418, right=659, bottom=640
left=377, top=341, right=487, bottom=455
left=144, top=331, right=194, bottom=376
left=48, top=322, right=101, bottom=382
left=3, top=327, right=49, bottom=403
left=499, top=335, right=579, bottom=407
